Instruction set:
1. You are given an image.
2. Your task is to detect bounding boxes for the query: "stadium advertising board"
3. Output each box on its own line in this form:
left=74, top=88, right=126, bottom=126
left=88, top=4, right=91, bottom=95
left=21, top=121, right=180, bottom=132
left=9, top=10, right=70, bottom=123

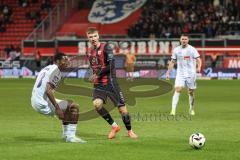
left=0, top=61, right=33, bottom=78
left=0, top=67, right=33, bottom=78
left=224, top=58, right=240, bottom=69
left=0, top=61, right=21, bottom=69
left=204, top=67, right=240, bottom=79
left=23, top=39, right=240, bottom=56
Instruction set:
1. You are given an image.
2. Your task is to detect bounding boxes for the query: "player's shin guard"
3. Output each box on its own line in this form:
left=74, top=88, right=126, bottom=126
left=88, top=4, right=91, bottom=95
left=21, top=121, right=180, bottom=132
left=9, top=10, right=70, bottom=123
left=122, top=113, right=131, bottom=131
left=96, top=107, right=114, bottom=125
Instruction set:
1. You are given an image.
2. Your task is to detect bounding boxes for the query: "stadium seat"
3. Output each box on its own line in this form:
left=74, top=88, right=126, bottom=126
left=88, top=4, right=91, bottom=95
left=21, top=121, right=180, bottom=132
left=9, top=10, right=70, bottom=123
left=0, top=0, right=59, bottom=59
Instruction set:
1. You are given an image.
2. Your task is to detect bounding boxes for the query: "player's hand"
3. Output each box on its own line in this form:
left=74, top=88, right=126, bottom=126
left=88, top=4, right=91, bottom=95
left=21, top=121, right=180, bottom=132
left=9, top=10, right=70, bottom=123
left=55, top=107, right=64, bottom=120
left=166, top=71, right=170, bottom=80
left=89, top=74, right=98, bottom=82
left=197, top=67, right=201, bottom=73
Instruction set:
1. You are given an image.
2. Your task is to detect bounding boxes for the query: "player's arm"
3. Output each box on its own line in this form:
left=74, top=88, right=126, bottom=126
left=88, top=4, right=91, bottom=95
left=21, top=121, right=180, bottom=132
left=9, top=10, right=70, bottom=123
left=193, top=47, right=202, bottom=73
left=166, top=48, right=177, bottom=80
left=45, top=83, right=64, bottom=120
left=196, top=57, right=202, bottom=73
left=97, top=44, right=114, bottom=78
left=166, top=59, right=176, bottom=80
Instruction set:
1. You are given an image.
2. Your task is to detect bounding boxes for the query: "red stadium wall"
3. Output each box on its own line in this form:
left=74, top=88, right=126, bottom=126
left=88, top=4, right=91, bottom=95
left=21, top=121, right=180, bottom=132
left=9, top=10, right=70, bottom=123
left=58, top=9, right=142, bottom=36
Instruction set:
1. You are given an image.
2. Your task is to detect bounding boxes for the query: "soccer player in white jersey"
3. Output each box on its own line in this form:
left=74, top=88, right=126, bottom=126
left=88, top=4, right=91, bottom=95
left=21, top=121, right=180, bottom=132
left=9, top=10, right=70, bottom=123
left=31, top=53, right=86, bottom=143
left=166, top=34, right=202, bottom=116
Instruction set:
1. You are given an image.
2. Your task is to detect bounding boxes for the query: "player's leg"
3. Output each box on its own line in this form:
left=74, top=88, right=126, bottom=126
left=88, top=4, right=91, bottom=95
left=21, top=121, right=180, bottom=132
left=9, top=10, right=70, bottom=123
left=108, top=83, right=137, bottom=138
left=57, top=99, right=86, bottom=143
left=118, top=106, right=137, bottom=138
left=129, top=63, right=134, bottom=81
left=170, top=76, right=184, bottom=115
left=188, top=89, right=195, bottom=115
left=186, top=76, right=197, bottom=115
left=126, top=63, right=132, bottom=80
left=93, top=98, right=117, bottom=126
left=126, top=71, right=130, bottom=80
left=170, top=87, right=183, bottom=115
left=93, top=98, right=120, bottom=139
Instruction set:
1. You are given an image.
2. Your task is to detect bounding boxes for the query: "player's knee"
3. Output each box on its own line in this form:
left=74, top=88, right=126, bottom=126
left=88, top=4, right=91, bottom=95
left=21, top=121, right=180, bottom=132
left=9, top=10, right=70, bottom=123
left=188, top=90, right=194, bottom=96
left=70, top=104, right=79, bottom=114
left=93, top=99, right=103, bottom=109
left=118, top=106, right=128, bottom=114
left=175, top=87, right=182, bottom=93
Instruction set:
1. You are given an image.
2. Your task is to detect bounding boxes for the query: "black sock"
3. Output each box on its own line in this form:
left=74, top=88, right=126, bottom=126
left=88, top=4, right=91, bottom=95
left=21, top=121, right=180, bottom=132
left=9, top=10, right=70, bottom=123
left=96, top=107, right=114, bottom=125
left=122, top=113, right=131, bottom=130
left=62, top=122, right=69, bottom=125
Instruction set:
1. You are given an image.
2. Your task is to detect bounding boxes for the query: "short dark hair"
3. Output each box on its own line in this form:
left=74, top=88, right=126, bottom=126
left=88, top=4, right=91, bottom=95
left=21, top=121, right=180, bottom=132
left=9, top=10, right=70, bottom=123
left=54, top=52, right=66, bottom=62
left=180, top=34, right=189, bottom=37
left=86, top=27, right=98, bottom=34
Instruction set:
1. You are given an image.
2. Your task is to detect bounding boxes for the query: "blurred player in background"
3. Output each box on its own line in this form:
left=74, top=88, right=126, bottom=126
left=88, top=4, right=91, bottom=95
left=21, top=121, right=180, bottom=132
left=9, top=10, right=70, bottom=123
left=166, top=34, right=202, bottom=116
left=125, top=51, right=136, bottom=81
left=31, top=53, right=86, bottom=143
left=86, top=27, right=137, bottom=139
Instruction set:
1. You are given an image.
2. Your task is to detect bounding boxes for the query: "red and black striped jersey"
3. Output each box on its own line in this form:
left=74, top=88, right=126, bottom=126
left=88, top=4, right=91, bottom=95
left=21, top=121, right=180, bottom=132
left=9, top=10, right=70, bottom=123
left=86, top=43, right=116, bottom=85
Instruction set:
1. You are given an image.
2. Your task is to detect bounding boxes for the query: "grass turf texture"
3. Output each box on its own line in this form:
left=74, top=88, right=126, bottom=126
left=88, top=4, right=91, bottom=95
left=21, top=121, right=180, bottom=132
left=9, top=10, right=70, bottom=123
left=0, top=79, right=239, bottom=160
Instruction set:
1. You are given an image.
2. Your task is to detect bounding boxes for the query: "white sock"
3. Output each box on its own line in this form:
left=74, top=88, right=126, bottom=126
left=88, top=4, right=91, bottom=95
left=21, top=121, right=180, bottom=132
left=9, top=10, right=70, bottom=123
left=62, top=125, right=68, bottom=138
left=68, top=124, right=77, bottom=138
left=189, top=95, right=194, bottom=110
left=112, top=122, right=118, bottom=127
left=63, top=124, right=77, bottom=138
left=172, top=91, right=180, bottom=110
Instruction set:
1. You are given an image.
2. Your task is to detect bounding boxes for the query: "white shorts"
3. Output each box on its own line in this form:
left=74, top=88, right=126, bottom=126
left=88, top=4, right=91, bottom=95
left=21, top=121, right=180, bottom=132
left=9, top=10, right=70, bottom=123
left=175, top=75, right=197, bottom=89
left=31, top=96, right=68, bottom=116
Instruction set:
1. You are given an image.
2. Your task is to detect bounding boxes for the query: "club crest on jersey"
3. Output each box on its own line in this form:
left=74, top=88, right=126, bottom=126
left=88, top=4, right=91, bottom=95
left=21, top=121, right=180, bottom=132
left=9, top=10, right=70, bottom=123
left=97, top=50, right=101, bottom=55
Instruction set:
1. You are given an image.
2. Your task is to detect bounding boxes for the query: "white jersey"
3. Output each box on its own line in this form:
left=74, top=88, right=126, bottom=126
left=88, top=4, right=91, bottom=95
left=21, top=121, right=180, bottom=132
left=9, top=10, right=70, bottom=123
left=31, top=64, right=61, bottom=104
left=171, top=45, right=200, bottom=78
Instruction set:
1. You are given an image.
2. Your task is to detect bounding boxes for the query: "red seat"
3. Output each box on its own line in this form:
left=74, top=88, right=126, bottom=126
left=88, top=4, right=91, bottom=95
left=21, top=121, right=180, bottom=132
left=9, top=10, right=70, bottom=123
left=0, top=0, right=60, bottom=55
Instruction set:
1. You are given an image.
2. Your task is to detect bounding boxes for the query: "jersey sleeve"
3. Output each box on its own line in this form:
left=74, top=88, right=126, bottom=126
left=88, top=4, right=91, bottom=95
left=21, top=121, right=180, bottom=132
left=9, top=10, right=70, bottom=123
left=192, top=47, right=200, bottom=59
left=97, top=43, right=114, bottom=78
left=48, top=68, right=61, bottom=89
left=104, top=43, right=114, bottom=62
left=171, top=48, right=177, bottom=60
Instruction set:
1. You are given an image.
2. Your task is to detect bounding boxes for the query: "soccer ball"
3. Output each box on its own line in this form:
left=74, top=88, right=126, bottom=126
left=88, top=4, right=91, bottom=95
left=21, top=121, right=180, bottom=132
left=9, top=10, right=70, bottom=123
left=189, top=133, right=206, bottom=149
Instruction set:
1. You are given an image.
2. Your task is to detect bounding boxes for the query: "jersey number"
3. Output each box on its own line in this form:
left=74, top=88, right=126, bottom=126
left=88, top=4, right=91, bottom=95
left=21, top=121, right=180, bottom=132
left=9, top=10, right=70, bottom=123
left=37, top=72, right=46, bottom=88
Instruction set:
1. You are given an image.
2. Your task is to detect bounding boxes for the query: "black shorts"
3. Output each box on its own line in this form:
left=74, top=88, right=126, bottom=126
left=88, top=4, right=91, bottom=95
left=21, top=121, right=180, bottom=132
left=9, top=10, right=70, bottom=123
left=93, top=82, right=125, bottom=107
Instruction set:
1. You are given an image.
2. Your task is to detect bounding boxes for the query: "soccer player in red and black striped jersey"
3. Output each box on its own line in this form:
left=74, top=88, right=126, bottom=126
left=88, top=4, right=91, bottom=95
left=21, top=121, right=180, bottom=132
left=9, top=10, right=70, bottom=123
left=86, top=27, right=137, bottom=139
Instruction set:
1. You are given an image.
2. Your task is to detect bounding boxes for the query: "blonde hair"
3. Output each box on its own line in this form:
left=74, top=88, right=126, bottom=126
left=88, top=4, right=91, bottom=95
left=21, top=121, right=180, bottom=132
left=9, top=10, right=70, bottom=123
left=86, top=27, right=98, bottom=34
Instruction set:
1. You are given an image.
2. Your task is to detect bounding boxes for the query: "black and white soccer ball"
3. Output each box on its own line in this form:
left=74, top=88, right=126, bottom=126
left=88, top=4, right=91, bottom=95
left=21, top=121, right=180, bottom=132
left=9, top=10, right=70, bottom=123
left=189, top=133, right=206, bottom=149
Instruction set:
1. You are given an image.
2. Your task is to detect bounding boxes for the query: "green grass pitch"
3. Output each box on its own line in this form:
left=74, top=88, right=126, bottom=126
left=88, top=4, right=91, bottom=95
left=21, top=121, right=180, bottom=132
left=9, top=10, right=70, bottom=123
left=0, top=79, right=239, bottom=160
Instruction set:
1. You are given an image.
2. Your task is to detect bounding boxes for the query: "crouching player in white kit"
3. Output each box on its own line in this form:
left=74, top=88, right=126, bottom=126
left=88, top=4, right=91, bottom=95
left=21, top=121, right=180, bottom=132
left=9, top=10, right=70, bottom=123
left=166, top=34, right=202, bottom=116
left=31, top=53, right=86, bottom=143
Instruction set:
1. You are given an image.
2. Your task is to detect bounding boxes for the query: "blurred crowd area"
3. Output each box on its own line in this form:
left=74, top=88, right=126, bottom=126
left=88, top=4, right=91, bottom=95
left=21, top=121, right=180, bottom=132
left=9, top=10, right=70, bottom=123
left=0, top=0, right=52, bottom=33
left=0, top=1, right=13, bottom=32
left=128, top=0, right=240, bottom=38
left=0, top=0, right=53, bottom=61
